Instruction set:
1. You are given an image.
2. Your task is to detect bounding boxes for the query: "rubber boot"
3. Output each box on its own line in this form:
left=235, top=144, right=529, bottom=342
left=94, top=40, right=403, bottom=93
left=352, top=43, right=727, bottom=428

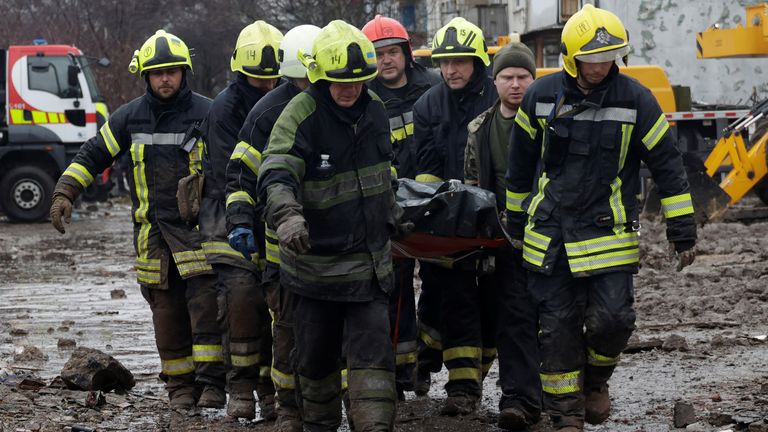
left=584, top=384, right=611, bottom=424
left=227, top=391, right=256, bottom=420
left=197, top=384, right=226, bottom=409
left=440, top=392, right=478, bottom=416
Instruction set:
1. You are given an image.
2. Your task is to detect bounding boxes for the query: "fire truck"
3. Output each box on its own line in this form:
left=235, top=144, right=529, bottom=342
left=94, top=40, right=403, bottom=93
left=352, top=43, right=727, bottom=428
left=0, top=42, right=110, bottom=222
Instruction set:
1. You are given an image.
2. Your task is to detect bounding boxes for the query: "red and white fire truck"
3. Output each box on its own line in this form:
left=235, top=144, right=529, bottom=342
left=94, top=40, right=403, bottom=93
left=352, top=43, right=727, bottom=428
left=0, top=41, right=110, bottom=222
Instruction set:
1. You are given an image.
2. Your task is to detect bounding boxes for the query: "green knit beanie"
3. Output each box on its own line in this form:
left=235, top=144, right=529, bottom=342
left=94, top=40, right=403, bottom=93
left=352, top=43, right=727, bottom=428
left=492, top=42, right=536, bottom=79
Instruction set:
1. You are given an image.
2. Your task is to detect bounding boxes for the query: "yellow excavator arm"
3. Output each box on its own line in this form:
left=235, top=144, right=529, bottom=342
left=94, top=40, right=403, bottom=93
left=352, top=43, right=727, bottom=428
left=697, top=3, right=768, bottom=58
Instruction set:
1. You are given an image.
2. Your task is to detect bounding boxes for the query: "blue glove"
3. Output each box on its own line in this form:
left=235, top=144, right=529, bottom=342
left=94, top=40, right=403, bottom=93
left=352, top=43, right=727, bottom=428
left=228, top=227, right=257, bottom=261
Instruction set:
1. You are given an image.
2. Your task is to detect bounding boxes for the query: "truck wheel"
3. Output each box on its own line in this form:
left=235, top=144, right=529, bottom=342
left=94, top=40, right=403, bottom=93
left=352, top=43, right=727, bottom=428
left=0, top=166, right=55, bottom=222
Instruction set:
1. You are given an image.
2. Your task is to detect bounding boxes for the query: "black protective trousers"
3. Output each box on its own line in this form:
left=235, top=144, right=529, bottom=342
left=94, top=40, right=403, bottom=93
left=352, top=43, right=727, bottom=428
left=264, top=278, right=301, bottom=420
left=418, top=261, right=493, bottom=399
left=493, top=247, right=542, bottom=422
left=390, top=258, right=418, bottom=393
left=213, top=263, right=272, bottom=396
left=528, top=251, right=636, bottom=429
left=293, top=291, right=396, bottom=432
left=140, top=260, right=225, bottom=396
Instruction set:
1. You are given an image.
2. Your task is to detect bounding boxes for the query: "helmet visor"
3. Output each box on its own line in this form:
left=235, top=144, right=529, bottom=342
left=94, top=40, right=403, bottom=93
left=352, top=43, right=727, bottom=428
left=372, top=37, right=408, bottom=49
left=576, top=45, right=630, bottom=64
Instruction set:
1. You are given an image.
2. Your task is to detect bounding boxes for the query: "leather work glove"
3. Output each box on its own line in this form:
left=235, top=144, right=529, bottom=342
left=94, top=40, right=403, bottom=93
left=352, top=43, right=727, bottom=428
left=392, top=221, right=415, bottom=240
left=669, top=242, right=696, bottom=271
left=228, top=227, right=258, bottom=261
left=510, top=239, right=523, bottom=251
left=50, top=181, right=80, bottom=234
left=277, top=215, right=310, bottom=254
left=50, top=195, right=73, bottom=234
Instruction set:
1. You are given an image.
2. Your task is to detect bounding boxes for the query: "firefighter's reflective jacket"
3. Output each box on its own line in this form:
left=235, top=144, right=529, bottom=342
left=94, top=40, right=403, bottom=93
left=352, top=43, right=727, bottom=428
left=225, top=81, right=303, bottom=281
left=505, top=66, right=697, bottom=277
left=367, top=63, right=440, bottom=179
left=258, top=84, right=396, bottom=302
left=413, top=69, right=497, bottom=183
left=199, top=75, right=269, bottom=271
left=60, top=84, right=213, bottom=287
left=225, top=81, right=302, bottom=231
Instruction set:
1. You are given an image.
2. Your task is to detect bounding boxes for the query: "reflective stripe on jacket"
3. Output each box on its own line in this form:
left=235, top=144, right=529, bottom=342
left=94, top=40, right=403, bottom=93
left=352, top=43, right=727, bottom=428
left=199, top=75, right=268, bottom=270
left=258, top=84, right=396, bottom=301
left=368, top=64, right=440, bottom=179
left=60, top=85, right=213, bottom=287
left=505, top=67, right=696, bottom=277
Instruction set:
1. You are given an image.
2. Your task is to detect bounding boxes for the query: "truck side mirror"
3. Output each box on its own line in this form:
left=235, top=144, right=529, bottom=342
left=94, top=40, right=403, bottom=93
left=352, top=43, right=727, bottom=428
left=67, top=65, right=80, bottom=87
left=98, top=57, right=111, bottom=67
left=65, top=109, right=86, bottom=127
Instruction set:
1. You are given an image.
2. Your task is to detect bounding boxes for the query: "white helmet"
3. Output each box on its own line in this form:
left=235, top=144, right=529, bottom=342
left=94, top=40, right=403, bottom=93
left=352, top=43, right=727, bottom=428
left=279, top=24, right=322, bottom=78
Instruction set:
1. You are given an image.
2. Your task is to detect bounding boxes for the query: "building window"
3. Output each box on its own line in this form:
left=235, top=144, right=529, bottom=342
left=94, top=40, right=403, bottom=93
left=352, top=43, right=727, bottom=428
left=478, top=4, right=509, bottom=44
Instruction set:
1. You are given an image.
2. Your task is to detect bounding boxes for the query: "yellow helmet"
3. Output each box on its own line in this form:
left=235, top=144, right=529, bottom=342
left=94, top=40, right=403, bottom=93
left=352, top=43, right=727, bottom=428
left=231, top=20, right=284, bottom=79
left=431, top=17, right=489, bottom=66
left=130, top=30, right=192, bottom=75
left=560, top=4, right=630, bottom=78
left=298, top=20, right=378, bottom=84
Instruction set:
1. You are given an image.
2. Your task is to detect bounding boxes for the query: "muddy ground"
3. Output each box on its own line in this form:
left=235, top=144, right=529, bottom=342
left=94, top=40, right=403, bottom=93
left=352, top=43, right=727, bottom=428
left=1, top=197, right=767, bottom=432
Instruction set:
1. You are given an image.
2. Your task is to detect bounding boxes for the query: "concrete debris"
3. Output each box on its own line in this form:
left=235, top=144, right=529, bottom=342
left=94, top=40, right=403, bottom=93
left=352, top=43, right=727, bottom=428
left=674, top=401, right=697, bottom=428
left=9, top=327, right=28, bottom=336
left=110, top=289, right=126, bottom=299
left=663, top=334, right=690, bottom=351
left=13, top=345, right=48, bottom=362
left=748, top=421, right=768, bottom=432
left=710, top=392, right=722, bottom=402
left=57, top=338, right=77, bottom=349
left=708, top=412, right=734, bottom=426
left=60, top=347, right=135, bottom=392
left=685, top=421, right=711, bottom=431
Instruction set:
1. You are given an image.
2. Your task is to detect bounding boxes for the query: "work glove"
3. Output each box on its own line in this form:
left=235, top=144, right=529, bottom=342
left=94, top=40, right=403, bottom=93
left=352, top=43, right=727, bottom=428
left=50, top=195, right=73, bottom=234
left=391, top=221, right=415, bottom=240
left=669, top=241, right=696, bottom=271
left=50, top=181, right=80, bottom=234
left=228, top=227, right=258, bottom=261
left=277, top=215, right=310, bottom=254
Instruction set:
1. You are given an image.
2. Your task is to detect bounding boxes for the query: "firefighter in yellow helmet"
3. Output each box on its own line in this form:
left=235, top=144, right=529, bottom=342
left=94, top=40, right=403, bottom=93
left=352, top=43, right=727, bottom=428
left=411, top=16, right=497, bottom=416
left=224, top=23, right=322, bottom=431
left=504, top=5, right=696, bottom=431
left=258, top=20, right=406, bottom=430
left=51, top=29, right=226, bottom=411
left=197, top=20, right=283, bottom=420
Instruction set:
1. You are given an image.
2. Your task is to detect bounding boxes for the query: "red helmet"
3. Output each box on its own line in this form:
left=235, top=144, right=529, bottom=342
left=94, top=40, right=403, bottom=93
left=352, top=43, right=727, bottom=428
left=362, top=15, right=410, bottom=50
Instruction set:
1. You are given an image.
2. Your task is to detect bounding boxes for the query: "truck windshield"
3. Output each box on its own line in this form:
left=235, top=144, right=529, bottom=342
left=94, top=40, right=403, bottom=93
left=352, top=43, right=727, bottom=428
left=77, top=56, right=104, bottom=102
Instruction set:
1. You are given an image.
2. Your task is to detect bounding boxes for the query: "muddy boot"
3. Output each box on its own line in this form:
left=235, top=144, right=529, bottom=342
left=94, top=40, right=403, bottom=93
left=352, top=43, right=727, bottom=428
left=584, top=384, right=611, bottom=424
left=168, top=385, right=200, bottom=411
left=166, top=374, right=200, bottom=411
left=414, top=368, right=431, bottom=396
left=273, top=408, right=303, bottom=432
left=498, top=406, right=528, bottom=431
left=227, top=392, right=256, bottom=420
left=259, top=393, right=277, bottom=421
left=197, top=385, right=226, bottom=409
left=440, top=393, right=478, bottom=416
